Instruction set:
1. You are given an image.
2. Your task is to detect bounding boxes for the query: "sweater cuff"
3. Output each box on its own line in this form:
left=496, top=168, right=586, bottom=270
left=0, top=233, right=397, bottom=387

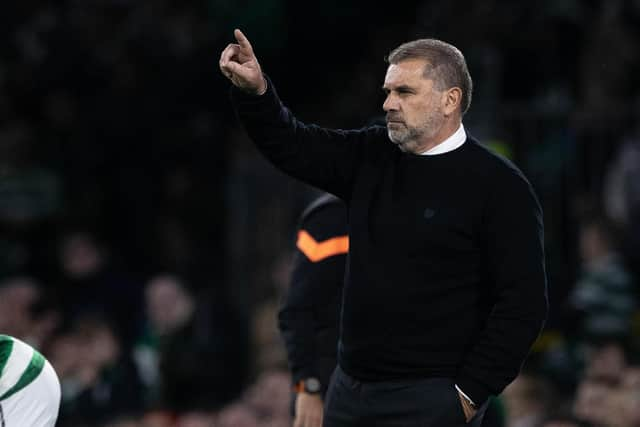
left=230, top=74, right=273, bottom=103
left=454, top=375, right=492, bottom=407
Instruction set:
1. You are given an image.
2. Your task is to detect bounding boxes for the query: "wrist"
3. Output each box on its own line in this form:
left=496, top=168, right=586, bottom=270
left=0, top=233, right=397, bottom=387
left=294, top=377, right=322, bottom=395
left=255, top=76, right=268, bottom=95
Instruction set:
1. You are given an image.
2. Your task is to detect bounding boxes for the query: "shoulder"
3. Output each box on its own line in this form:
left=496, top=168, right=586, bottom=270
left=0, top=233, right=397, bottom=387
left=465, top=137, right=532, bottom=188
left=465, top=137, right=542, bottom=213
left=299, top=195, right=348, bottom=239
left=300, top=194, right=343, bottom=218
left=300, top=194, right=347, bottom=224
left=0, top=335, right=37, bottom=364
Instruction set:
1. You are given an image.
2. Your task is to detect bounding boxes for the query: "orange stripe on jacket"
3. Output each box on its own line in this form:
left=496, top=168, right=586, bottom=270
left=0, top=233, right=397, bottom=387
left=296, top=230, right=349, bottom=262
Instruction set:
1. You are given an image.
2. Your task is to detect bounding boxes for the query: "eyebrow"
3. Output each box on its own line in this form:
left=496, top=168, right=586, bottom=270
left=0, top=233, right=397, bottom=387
left=382, top=85, right=415, bottom=93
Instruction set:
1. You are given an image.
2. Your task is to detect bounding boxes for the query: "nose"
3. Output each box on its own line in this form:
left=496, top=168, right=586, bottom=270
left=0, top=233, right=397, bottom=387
left=383, top=94, right=398, bottom=112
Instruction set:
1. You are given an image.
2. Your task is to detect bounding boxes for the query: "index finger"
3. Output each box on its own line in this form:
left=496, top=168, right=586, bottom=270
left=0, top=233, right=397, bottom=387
left=234, top=29, right=254, bottom=54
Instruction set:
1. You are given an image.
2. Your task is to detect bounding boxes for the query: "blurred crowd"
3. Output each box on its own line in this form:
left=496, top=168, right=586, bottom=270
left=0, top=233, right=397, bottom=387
left=1, top=0, right=640, bottom=426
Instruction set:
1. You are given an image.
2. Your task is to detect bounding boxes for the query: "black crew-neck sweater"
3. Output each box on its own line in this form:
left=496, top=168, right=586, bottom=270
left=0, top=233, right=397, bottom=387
left=231, top=79, right=548, bottom=405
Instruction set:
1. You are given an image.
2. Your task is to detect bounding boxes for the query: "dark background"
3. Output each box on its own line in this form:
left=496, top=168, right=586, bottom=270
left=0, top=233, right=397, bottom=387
left=1, top=1, right=640, bottom=426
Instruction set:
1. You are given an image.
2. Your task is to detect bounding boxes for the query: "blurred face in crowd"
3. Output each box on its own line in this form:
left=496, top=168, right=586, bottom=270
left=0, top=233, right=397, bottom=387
left=0, top=277, right=39, bottom=338
left=61, top=232, right=104, bottom=279
left=578, top=223, right=611, bottom=265
left=574, top=379, right=613, bottom=425
left=502, top=374, right=548, bottom=423
left=622, top=366, right=640, bottom=389
left=145, top=275, right=194, bottom=335
left=620, top=366, right=640, bottom=425
left=76, top=320, right=120, bottom=369
left=585, top=342, right=626, bottom=382
left=383, top=59, right=459, bottom=154
left=48, top=333, right=81, bottom=377
left=573, top=373, right=640, bottom=427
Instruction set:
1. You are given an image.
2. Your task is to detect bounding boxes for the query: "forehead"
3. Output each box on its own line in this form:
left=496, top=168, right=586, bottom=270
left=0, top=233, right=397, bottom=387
left=383, top=59, right=431, bottom=88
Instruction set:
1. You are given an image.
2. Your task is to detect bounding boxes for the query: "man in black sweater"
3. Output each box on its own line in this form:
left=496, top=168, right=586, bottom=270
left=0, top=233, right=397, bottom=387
left=279, top=194, right=348, bottom=427
left=220, top=29, right=548, bottom=427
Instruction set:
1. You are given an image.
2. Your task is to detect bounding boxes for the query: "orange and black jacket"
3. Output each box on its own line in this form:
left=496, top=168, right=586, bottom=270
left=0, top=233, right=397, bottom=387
left=278, top=194, right=348, bottom=394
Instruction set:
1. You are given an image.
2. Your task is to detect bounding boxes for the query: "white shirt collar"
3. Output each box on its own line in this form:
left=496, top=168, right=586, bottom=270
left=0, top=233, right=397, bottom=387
left=419, top=123, right=466, bottom=155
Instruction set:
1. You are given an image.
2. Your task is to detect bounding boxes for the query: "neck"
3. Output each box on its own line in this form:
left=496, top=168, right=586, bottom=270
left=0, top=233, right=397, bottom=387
left=416, top=118, right=461, bottom=153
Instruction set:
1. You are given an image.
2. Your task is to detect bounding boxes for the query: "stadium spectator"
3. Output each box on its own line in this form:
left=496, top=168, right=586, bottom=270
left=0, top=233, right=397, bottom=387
left=568, top=217, right=635, bottom=340
left=54, top=314, right=143, bottom=426
left=0, top=276, right=59, bottom=350
left=603, top=135, right=640, bottom=279
left=501, top=373, right=552, bottom=427
left=134, top=274, right=247, bottom=413
left=57, top=229, right=144, bottom=348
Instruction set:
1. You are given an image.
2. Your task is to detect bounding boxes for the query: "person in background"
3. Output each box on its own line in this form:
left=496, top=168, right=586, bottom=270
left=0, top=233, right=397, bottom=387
left=278, top=194, right=348, bottom=427
left=501, top=373, right=552, bottom=427
left=0, top=276, right=61, bottom=350
left=134, top=274, right=247, bottom=414
left=52, top=314, right=143, bottom=426
left=57, top=229, right=144, bottom=349
left=569, top=216, right=635, bottom=341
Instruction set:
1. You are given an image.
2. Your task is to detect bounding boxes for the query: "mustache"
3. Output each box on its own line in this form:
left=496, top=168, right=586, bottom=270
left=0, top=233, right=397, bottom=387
left=386, top=113, right=403, bottom=122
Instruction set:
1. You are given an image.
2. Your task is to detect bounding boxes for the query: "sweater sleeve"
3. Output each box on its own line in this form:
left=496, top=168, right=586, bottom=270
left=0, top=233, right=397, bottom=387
left=230, top=76, right=367, bottom=202
left=455, top=167, right=549, bottom=405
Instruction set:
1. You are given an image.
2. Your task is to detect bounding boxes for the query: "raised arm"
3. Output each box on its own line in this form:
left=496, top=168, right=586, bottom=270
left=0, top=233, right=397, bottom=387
left=220, top=30, right=383, bottom=201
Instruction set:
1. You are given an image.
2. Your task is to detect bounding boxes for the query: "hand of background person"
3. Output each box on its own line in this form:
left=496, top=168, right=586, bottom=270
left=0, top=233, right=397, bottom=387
left=458, top=390, right=478, bottom=423
left=294, top=392, right=323, bottom=427
left=219, top=29, right=267, bottom=95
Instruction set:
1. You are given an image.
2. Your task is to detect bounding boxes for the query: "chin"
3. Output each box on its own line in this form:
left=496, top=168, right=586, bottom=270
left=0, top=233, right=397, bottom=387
left=387, top=130, right=403, bottom=143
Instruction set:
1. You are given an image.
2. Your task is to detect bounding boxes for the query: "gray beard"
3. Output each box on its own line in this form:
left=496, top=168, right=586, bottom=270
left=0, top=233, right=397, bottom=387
left=387, top=123, right=439, bottom=153
left=387, top=126, right=414, bottom=145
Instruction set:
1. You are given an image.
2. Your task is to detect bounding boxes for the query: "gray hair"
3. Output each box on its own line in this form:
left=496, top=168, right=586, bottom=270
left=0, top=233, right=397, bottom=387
left=387, top=39, right=473, bottom=115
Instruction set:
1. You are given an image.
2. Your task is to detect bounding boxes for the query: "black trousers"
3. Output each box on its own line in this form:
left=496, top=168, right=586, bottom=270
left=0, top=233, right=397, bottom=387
left=323, top=366, right=488, bottom=427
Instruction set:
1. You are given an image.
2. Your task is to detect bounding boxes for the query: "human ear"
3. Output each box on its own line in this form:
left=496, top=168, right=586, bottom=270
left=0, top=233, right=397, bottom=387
left=443, top=87, right=462, bottom=116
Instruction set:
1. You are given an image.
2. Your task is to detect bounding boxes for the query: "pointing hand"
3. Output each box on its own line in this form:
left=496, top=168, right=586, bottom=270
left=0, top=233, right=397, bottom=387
left=219, top=29, right=267, bottom=95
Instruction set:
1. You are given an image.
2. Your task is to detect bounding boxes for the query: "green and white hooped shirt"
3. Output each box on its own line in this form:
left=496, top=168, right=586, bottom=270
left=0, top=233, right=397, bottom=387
left=0, top=335, right=46, bottom=402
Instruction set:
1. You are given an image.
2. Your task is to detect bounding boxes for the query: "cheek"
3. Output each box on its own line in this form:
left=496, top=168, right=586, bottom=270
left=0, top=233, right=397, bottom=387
left=413, top=95, right=439, bottom=113
left=408, top=103, right=435, bottom=123
left=404, top=101, right=427, bottom=120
